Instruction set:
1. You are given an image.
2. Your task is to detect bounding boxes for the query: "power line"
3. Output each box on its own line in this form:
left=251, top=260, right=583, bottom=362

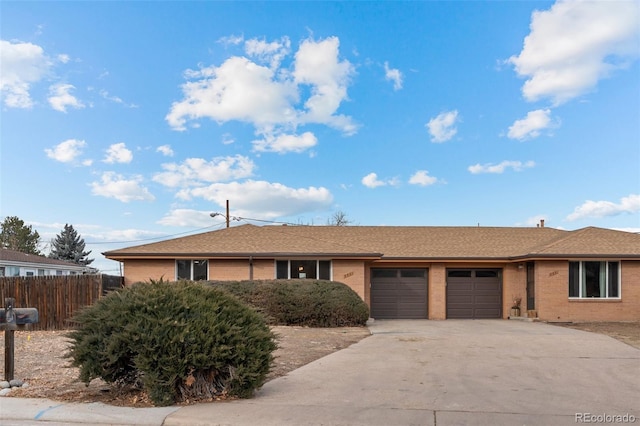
left=84, top=223, right=225, bottom=245
left=84, top=216, right=301, bottom=246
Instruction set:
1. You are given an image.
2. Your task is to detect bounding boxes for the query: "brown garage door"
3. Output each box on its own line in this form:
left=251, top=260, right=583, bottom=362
left=447, top=269, right=502, bottom=319
left=371, top=268, right=428, bottom=319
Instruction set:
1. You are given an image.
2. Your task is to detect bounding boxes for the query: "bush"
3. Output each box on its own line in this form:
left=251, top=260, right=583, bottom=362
left=211, top=280, right=369, bottom=327
left=66, top=280, right=276, bottom=406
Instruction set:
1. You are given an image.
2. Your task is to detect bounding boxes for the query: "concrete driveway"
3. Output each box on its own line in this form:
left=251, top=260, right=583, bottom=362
left=165, top=320, right=640, bottom=426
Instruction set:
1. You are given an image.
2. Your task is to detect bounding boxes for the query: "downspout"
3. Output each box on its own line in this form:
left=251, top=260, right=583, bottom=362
left=249, top=256, right=253, bottom=280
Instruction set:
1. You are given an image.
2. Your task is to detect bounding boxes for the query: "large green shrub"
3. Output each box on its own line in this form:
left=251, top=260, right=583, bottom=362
left=66, top=280, right=276, bottom=406
left=211, top=280, right=369, bottom=327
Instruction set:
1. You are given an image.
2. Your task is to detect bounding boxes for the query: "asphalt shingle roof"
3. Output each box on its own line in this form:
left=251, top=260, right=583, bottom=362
left=103, top=224, right=640, bottom=260
left=0, top=248, right=86, bottom=267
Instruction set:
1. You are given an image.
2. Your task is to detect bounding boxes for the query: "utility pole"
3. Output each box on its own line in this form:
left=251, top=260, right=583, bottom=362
left=210, top=200, right=233, bottom=228
left=225, top=200, right=230, bottom=228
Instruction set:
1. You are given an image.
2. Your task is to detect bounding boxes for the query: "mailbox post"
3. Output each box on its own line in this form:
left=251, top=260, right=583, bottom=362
left=1, top=298, right=39, bottom=381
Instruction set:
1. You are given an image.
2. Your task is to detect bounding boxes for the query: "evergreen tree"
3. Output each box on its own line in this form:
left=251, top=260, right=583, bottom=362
left=49, top=224, right=94, bottom=265
left=0, top=216, right=42, bottom=255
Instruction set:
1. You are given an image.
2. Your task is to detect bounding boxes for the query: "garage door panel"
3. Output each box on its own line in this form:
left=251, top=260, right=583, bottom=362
left=474, top=309, right=502, bottom=319
left=446, top=269, right=502, bottom=319
left=447, top=308, right=474, bottom=319
left=371, top=269, right=428, bottom=319
left=475, top=294, right=501, bottom=303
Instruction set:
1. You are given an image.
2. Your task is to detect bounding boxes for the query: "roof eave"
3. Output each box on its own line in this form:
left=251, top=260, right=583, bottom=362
left=104, top=252, right=384, bottom=260
left=510, top=254, right=640, bottom=260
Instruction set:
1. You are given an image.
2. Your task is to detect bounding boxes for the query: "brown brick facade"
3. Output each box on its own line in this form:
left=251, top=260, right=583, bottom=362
left=123, top=259, right=175, bottom=285
left=119, top=257, right=639, bottom=321
left=535, top=260, right=640, bottom=321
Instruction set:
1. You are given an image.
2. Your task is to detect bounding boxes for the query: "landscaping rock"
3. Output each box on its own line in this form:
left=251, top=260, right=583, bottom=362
left=0, top=388, right=11, bottom=396
left=9, top=379, right=23, bottom=387
left=0, top=381, right=10, bottom=389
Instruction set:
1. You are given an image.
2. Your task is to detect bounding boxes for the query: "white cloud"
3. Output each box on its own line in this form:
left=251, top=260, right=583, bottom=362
left=507, top=109, right=554, bottom=140
left=103, top=143, right=133, bottom=164
left=409, top=170, right=438, bottom=186
left=166, top=36, right=358, bottom=138
left=44, top=139, right=87, bottom=163
left=48, top=83, right=85, bottom=112
left=245, top=36, right=291, bottom=69
left=293, top=37, right=357, bottom=133
left=166, top=56, right=298, bottom=131
left=153, top=155, right=255, bottom=188
left=0, top=40, right=52, bottom=108
left=361, top=172, right=399, bottom=188
left=218, top=34, right=244, bottom=46
left=222, top=133, right=235, bottom=145
left=57, top=54, right=70, bottom=64
left=612, top=227, right=640, bottom=234
left=99, top=89, right=137, bottom=108
left=426, top=110, right=459, bottom=143
left=252, top=131, right=317, bottom=154
left=566, top=194, right=640, bottom=221
left=157, top=209, right=221, bottom=227
left=384, top=61, right=403, bottom=90
left=509, top=0, right=640, bottom=105
left=156, top=145, right=174, bottom=157
left=174, top=180, right=333, bottom=219
left=90, top=172, right=155, bottom=203
left=468, top=160, right=536, bottom=174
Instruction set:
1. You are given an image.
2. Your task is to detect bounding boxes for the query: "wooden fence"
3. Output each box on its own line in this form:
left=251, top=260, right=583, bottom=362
left=0, top=275, right=124, bottom=330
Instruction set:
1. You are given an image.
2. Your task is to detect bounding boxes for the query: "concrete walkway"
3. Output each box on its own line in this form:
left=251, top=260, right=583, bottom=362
left=1, top=320, right=639, bottom=425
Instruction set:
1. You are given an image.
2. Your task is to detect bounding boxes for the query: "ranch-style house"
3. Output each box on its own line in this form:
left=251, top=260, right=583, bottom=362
left=104, top=224, right=640, bottom=322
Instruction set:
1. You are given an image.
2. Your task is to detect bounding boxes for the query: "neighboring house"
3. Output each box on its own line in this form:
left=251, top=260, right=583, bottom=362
left=103, top=224, right=640, bottom=322
left=0, top=248, right=90, bottom=277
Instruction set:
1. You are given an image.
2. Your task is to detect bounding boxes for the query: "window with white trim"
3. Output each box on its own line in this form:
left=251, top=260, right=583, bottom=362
left=569, top=261, right=619, bottom=298
left=275, top=260, right=331, bottom=280
left=176, top=259, right=208, bottom=281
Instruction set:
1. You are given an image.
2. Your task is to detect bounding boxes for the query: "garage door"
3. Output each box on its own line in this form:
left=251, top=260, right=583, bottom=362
left=447, top=269, right=502, bottom=319
left=371, top=268, right=428, bottom=319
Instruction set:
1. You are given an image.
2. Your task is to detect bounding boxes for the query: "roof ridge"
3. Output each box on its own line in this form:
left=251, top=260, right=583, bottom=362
left=261, top=225, right=382, bottom=254
left=526, top=227, right=591, bottom=255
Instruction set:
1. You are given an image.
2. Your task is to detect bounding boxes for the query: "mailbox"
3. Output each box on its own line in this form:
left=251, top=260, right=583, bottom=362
left=1, top=298, right=39, bottom=330
left=2, top=298, right=40, bottom=381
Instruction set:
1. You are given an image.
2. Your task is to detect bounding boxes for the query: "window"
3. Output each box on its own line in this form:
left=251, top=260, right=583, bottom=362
left=569, top=261, right=620, bottom=298
left=5, top=267, right=20, bottom=277
left=275, top=260, right=331, bottom=280
left=176, top=260, right=208, bottom=281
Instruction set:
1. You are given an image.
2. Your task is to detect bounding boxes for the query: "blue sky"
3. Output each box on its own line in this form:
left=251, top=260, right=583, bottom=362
left=1, top=1, right=639, bottom=274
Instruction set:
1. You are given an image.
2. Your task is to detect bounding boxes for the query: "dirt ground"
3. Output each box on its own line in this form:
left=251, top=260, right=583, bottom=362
left=1, top=322, right=637, bottom=408
left=0, top=326, right=370, bottom=407
left=552, top=321, right=640, bottom=349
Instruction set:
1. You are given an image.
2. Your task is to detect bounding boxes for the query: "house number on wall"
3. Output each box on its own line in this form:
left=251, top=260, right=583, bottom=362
left=549, top=271, right=559, bottom=277
left=343, top=272, right=354, bottom=279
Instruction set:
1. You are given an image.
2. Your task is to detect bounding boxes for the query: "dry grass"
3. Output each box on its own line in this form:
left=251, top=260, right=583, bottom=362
left=0, top=326, right=370, bottom=407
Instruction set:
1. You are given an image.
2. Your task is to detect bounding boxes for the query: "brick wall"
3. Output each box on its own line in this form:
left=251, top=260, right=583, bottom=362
left=429, top=263, right=446, bottom=319
left=535, top=260, right=640, bottom=321
left=332, top=259, right=367, bottom=300
left=209, top=259, right=250, bottom=280
left=123, top=259, right=175, bottom=285
left=503, top=263, right=526, bottom=319
left=252, top=259, right=274, bottom=279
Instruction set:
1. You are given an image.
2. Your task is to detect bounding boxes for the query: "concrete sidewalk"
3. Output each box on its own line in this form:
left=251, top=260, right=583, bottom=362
left=0, top=396, right=178, bottom=425
left=1, top=320, right=639, bottom=425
